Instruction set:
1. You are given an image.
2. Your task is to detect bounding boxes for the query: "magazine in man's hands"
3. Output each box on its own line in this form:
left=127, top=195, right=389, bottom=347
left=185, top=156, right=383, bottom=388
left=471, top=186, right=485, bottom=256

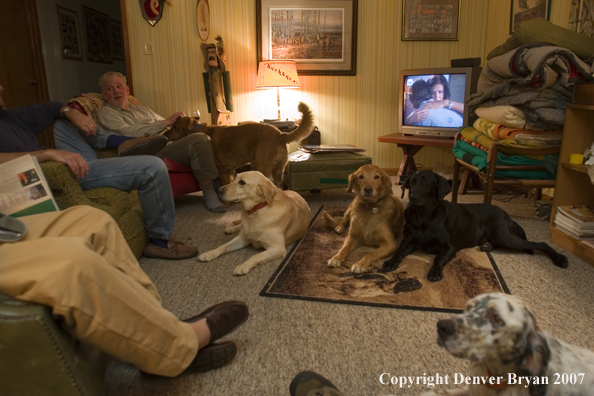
left=0, top=155, right=59, bottom=218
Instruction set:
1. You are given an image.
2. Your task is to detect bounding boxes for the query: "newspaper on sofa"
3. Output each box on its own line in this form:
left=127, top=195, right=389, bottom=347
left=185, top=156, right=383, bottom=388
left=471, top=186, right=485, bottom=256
left=0, top=155, right=59, bottom=218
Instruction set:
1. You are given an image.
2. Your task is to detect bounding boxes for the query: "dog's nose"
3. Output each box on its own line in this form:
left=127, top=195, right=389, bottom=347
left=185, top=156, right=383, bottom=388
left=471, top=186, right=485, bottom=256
left=437, top=319, right=456, bottom=336
left=364, top=186, right=373, bottom=194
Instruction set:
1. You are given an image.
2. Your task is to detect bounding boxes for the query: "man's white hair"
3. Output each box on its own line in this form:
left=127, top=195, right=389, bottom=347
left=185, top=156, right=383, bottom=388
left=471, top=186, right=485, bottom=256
left=99, top=72, right=127, bottom=91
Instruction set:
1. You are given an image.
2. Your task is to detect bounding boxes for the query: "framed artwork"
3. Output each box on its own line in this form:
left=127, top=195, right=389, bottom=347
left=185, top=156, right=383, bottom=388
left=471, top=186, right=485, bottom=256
left=510, top=0, right=551, bottom=34
left=110, top=19, right=125, bottom=61
left=82, top=6, right=112, bottom=63
left=56, top=6, right=83, bottom=60
left=257, top=0, right=358, bottom=76
left=402, top=0, right=460, bottom=41
left=569, top=0, right=594, bottom=37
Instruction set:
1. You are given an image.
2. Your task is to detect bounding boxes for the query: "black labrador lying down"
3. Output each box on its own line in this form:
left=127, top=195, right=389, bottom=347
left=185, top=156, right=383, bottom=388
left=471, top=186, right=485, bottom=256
left=382, top=170, right=568, bottom=282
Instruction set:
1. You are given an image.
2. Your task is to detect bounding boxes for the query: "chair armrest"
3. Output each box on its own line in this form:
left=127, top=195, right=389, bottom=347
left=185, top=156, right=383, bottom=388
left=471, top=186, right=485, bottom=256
left=40, top=161, right=96, bottom=208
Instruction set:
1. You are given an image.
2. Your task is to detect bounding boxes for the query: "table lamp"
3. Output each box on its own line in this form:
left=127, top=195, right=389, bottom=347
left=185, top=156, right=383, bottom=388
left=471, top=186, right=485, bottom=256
left=256, top=60, right=300, bottom=120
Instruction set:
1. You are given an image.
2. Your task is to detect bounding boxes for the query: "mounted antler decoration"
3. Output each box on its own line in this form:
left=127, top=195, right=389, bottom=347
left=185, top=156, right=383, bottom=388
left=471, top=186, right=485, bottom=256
left=139, top=0, right=173, bottom=26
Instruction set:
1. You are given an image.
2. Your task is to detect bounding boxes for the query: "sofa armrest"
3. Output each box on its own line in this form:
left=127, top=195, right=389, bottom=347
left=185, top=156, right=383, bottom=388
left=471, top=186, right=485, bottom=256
left=40, top=161, right=97, bottom=209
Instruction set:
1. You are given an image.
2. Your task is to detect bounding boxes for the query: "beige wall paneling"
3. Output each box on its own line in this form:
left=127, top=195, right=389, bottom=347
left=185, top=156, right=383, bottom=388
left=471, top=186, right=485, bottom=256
left=122, top=0, right=573, bottom=171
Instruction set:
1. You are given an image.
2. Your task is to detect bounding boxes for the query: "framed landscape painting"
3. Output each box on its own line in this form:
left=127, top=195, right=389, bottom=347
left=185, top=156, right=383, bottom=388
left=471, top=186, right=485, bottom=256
left=257, top=0, right=358, bottom=76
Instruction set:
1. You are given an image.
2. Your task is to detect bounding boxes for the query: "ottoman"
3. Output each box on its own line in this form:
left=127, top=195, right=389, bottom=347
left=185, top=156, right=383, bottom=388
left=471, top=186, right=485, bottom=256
left=283, top=149, right=372, bottom=191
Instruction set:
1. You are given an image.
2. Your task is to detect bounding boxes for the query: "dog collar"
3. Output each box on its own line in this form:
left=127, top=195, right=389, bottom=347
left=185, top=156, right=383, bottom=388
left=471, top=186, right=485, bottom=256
left=250, top=202, right=268, bottom=213
left=360, top=202, right=379, bottom=214
left=485, top=366, right=508, bottom=390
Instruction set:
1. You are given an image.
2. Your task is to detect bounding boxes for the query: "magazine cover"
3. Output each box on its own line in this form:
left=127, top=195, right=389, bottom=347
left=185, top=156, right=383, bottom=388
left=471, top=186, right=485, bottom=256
left=0, top=155, right=59, bottom=218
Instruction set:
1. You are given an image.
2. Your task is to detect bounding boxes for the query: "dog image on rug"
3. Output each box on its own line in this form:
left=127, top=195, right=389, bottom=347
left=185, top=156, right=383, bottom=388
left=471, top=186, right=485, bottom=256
left=323, top=164, right=405, bottom=274
left=191, top=102, right=314, bottom=187
left=198, top=171, right=311, bottom=275
left=427, top=292, right=594, bottom=396
left=383, top=170, right=568, bottom=282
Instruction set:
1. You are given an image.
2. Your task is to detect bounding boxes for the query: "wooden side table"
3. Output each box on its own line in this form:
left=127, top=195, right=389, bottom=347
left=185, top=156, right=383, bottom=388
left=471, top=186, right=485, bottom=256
left=378, top=133, right=455, bottom=184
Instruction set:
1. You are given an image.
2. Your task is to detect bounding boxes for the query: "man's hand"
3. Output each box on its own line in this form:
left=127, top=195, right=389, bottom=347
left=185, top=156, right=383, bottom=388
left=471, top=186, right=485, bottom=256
left=62, top=106, right=97, bottom=136
left=43, top=149, right=89, bottom=178
left=162, top=111, right=185, bottom=128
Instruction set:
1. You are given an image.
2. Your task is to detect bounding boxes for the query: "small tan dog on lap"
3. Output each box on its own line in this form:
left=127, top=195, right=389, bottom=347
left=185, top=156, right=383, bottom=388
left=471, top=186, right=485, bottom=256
left=198, top=171, right=311, bottom=275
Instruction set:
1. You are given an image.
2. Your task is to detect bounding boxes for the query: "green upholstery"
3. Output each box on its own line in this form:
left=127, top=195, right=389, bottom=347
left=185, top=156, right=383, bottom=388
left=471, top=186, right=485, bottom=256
left=0, top=292, right=107, bottom=396
left=284, top=150, right=372, bottom=191
left=40, top=150, right=147, bottom=258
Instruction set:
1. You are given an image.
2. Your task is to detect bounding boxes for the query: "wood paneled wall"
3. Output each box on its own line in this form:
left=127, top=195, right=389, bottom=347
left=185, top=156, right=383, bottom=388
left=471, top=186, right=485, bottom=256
left=122, top=0, right=572, bottom=171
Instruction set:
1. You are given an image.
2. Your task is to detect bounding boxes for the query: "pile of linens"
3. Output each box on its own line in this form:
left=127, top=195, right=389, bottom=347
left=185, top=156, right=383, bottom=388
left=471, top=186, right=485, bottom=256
left=454, top=18, right=594, bottom=180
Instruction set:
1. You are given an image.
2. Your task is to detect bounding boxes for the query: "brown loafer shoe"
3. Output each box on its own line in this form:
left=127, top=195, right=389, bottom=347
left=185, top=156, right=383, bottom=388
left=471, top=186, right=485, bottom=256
left=143, top=239, right=198, bottom=260
left=141, top=341, right=236, bottom=378
left=118, top=135, right=168, bottom=157
left=183, top=301, right=249, bottom=344
left=190, top=341, right=237, bottom=373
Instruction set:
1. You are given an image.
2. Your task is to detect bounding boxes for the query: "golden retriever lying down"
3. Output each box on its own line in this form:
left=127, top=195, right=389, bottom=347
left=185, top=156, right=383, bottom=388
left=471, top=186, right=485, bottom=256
left=323, top=164, right=404, bottom=273
left=198, top=171, right=311, bottom=275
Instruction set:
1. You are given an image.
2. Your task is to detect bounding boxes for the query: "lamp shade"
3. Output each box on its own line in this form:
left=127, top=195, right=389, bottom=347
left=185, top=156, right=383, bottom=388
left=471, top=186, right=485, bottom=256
left=256, top=60, right=300, bottom=89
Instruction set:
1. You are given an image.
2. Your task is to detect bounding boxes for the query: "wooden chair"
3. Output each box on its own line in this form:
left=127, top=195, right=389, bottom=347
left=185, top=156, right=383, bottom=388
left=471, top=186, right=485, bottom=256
left=451, top=133, right=559, bottom=204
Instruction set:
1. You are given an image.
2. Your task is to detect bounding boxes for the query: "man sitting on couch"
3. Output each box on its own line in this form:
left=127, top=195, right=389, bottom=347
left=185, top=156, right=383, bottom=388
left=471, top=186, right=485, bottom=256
left=97, top=72, right=225, bottom=213
left=0, top=83, right=197, bottom=260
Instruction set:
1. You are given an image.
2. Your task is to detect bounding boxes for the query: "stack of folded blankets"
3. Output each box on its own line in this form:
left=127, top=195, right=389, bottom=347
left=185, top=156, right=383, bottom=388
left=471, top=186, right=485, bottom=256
left=455, top=18, right=594, bottom=180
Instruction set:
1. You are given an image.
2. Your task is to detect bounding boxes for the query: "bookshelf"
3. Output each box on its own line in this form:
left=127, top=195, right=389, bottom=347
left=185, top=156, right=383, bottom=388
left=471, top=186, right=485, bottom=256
left=550, top=103, right=594, bottom=267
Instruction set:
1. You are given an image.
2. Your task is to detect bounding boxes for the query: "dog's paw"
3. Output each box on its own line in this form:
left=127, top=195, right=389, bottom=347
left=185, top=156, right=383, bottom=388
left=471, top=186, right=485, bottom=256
left=552, top=253, right=569, bottom=268
left=198, top=250, right=219, bottom=262
left=427, top=266, right=444, bottom=282
left=327, top=257, right=342, bottom=268
left=479, top=242, right=493, bottom=252
left=381, top=258, right=400, bottom=272
left=351, top=262, right=371, bottom=274
left=233, top=263, right=254, bottom=276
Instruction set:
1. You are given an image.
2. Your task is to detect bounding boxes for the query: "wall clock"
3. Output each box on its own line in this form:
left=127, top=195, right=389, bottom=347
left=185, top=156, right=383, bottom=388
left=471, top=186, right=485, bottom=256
left=196, top=0, right=210, bottom=41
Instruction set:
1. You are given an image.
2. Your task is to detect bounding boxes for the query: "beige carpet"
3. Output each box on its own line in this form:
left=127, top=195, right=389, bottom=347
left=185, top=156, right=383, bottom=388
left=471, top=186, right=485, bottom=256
left=104, top=182, right=594, bottom=396
left=261, top=206, right=507, bottom=312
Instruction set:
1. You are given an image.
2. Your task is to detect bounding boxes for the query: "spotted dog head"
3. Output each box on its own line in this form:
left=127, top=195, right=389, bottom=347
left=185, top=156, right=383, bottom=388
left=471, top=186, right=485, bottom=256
left=436, top=293, right=550, bottom=377
left=347, top=164, right=393, bottom=204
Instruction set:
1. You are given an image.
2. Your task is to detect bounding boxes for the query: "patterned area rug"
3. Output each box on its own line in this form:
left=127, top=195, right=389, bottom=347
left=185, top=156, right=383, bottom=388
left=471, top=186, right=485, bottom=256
left=261, top=206, right=509, bottom=313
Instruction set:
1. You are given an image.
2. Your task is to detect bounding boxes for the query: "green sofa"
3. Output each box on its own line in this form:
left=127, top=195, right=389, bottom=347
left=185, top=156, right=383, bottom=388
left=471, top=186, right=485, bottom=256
left=0, top=292, right=107, bottom=396
left=40, top=151, right=147, bottom=258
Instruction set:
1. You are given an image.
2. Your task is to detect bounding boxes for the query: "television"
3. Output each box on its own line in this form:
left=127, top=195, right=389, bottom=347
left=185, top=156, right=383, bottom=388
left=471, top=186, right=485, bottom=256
left=398, top=67, right=482, bottom=138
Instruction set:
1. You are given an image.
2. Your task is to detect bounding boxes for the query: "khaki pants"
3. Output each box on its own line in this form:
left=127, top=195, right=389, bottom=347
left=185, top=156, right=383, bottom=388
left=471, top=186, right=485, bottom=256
left=0, top=206, right=197, bottom=377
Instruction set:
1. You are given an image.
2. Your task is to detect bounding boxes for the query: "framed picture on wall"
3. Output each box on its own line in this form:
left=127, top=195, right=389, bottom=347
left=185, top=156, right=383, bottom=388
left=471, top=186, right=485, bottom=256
left=82, top=6, right=112, bottom=63
left=110, top=19, right=125, bottom=61
left=257, top=0, right=358, bottom=76
left=510, top=0, right=551, bottom=34
left=56, top=6, right=83, bottom=61
left=402, top=0, right=460, bottom=41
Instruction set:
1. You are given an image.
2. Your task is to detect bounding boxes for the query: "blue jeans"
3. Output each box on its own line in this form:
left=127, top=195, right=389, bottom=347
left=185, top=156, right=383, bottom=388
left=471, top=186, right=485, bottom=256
left=53, top=119, right=175, bottom=240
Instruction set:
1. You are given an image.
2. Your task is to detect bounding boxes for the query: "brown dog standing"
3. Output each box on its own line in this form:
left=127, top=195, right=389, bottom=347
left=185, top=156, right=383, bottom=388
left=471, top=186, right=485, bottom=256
left=198, top=102, right=314, bottom=187
left=323, top=164, right=404, bottom=273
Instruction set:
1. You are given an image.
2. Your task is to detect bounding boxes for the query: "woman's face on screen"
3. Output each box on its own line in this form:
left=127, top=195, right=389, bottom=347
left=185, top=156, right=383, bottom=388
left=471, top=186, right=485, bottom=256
left=431, top=84, right=445, bottom=101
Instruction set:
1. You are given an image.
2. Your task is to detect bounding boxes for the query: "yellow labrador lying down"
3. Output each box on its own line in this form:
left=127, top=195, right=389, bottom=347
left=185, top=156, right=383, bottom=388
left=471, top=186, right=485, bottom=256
left=198, top=171, right=311, bottom=275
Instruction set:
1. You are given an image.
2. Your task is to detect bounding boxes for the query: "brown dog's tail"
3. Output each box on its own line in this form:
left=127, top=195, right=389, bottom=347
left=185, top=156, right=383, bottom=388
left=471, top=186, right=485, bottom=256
left=323, top=210, right=340, bottom=228
left=278, top=102, right=314, bottom=145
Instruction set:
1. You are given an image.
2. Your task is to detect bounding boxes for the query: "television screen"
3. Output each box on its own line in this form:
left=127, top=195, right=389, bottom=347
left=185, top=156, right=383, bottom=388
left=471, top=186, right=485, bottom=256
left=398, top=67, right=481, bottom=138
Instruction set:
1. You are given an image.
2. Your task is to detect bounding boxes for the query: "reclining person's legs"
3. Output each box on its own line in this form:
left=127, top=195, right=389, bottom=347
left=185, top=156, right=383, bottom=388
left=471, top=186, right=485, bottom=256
left=156, top=133, right=225, bottom=213
left=0, top=207, right=249, bottom=376
left=0, top=207, right=195, bottom=375
left=77, top=155, right=196, bottom=258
